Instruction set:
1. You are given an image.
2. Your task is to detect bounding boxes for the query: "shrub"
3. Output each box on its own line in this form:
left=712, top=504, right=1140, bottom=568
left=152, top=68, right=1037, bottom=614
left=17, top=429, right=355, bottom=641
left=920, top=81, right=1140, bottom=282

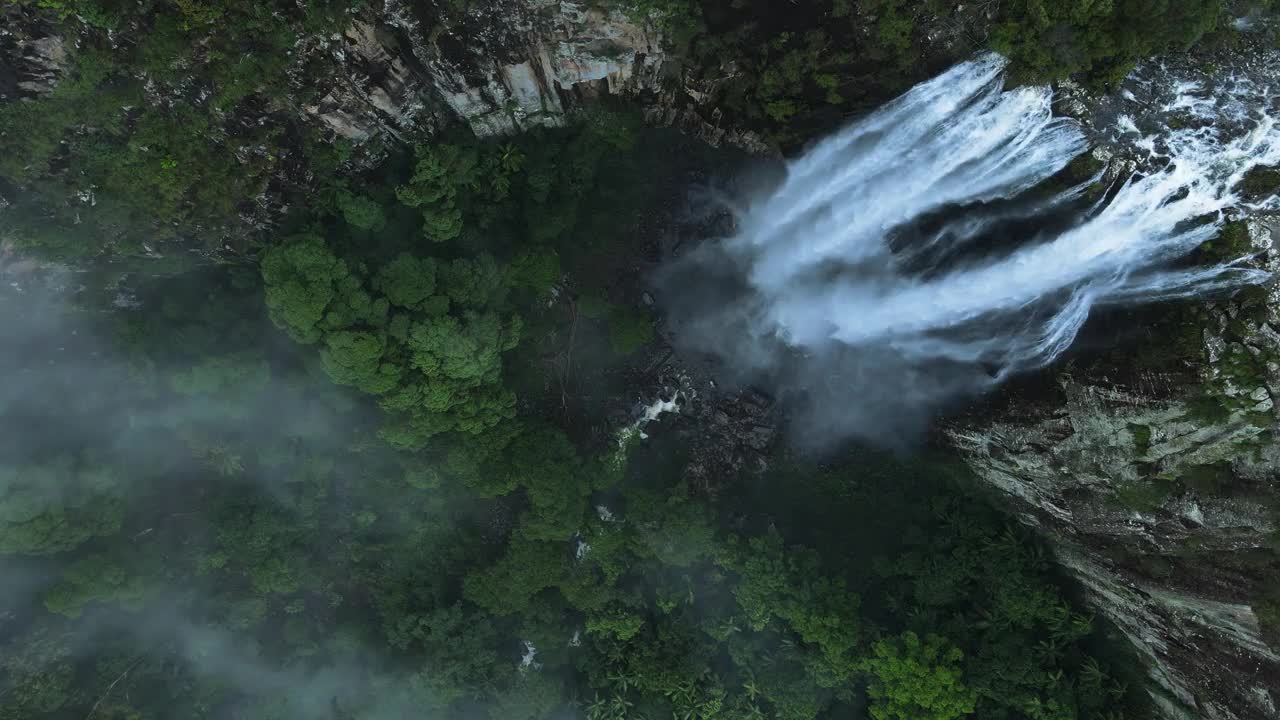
left=607, top=307, right=655, bottom=355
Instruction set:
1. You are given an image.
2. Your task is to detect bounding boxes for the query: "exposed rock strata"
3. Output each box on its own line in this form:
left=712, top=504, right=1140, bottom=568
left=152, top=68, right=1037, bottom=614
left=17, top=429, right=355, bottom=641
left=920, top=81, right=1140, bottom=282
left=306, top=1, right=690, bottom=143
left=0, top=6, right=66, bottom=101
left=951, top=46, right=1280, bottom=720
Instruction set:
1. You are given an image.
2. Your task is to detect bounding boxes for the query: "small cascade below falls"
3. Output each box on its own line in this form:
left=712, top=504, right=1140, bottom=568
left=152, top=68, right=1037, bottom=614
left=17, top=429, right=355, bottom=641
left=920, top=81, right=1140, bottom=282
left=661, top=53, right=1280, bottom=446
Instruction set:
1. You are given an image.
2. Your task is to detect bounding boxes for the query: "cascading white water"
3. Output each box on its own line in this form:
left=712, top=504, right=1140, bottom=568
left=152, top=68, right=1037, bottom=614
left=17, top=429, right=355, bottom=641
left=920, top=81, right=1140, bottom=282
left=661, top=53, right=1280, bottom=446
left=741, top=53, right=1276, bottom=370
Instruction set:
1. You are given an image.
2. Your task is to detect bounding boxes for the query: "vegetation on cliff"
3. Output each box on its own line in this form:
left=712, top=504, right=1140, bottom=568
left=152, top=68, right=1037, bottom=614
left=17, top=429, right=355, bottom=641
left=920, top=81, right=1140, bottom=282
left=2, top=1, right=1277, bottom=718
left=1, top=0, right=1271, bottom=254
left=611, top=0, right=1274, bottom=142
left=0, top=110, right=1150, bottom=720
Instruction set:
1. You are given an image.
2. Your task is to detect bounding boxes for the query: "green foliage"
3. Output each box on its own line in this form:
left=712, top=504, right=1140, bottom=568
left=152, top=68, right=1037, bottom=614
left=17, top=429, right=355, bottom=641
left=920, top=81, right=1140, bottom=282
left=607, top=306, right=655, bottom=356
left=321, top=330, right=401, bottom=394
left=395, top=604, right=509, bottom=708
left=258, top=116, right=673, bottom=447
left=501, top=427, right=592, bottom=541
left=394, top=139, right=542, bottom=244
left=211, top=502, right=313, bottom=595
left=598, top=0, right=1238, bottom=146
left=864, top=632, right=977, bottom=720
left=578, top=293, right=611, bottom=319
left=1178, top=462, right=1235, bottom=496
left=261, top=238, right=521, bottom=443
left=0, top=258, right=1152, bottom=720
left=397, top=144, right=480, bottom=242
left=1198, top=220, right=1256, bottom=262
left=991, top=0, right=1225, bottom=86
left=1128, top=424, right=1153, bottom=455
left=1258, top=594, right=1280, bottom=648
left=756, top=31, right=852, bottom=123
left=43, top=553, right=146, bottom=617
left=0, top=11, right=1186, bottom=708
left=724, top=528, right=862, bottom=681
left=1239, top=165, right=1280, bottom=199
left=0, top=456, right=124, bottom=555
left=488, top=671, right=562, bottom=720
left=168, top=351, right=271, bottom=399
left=336, top=190, right=388, bottom=231
left=1112, top=479, right=1173, bottom=513
left=6, top=673, right=73, bottom=716
left=506, top=249, right=561, bottom=296
left=374, top=253, right=438, bottom=312
left=464, top=539, right=569, bottom=617
left=261, top=235, right=363, bottom=345
left=603, top=0, right=703, bottom=43
left=0, top=0, right=365, bottom=257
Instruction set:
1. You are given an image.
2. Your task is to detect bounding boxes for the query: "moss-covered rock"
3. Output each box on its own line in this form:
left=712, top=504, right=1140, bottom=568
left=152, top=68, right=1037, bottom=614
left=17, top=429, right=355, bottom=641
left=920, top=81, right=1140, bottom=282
left=1199, top=220, right=1257, bottom=261
left=949, top=192, right=1280, bottom=720
left=1239, top=165, right=1280, bottom=200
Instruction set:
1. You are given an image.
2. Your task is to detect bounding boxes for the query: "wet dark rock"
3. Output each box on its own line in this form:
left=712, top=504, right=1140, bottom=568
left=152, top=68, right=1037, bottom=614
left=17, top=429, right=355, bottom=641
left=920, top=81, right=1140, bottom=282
left=951, top=41, right=1280, bottom=720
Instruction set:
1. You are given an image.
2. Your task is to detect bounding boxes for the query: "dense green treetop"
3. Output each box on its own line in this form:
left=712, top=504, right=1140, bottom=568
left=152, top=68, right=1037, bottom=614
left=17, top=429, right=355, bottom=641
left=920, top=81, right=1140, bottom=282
left=0, top=140, right=1153, bottom=720
left=863, top=632, right=977, bottom=720
left=2, top=0, right=1250, bottom=714
left=0, top=455, right=124, bottom=556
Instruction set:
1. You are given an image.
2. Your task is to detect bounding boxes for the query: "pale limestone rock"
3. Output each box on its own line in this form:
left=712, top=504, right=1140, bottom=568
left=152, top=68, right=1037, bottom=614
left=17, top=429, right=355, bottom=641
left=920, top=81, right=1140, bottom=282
left=294, top=0, right=771, bottom=152
left=304, top=20, right=433, bottom=141
left=14, top=35, right=66, bottom=95
left=305, top=1, right=668, bottom=140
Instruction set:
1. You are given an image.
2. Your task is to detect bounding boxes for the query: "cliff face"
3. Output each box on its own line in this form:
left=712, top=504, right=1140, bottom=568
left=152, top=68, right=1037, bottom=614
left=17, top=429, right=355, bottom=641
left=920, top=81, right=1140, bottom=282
left=305, top=0, right=664, bottom=141
left=951, top=49, right=1280, bottom=720
left=6, top=2, right=1279, bottom=717
left=0, top=0, right=769, bottom=236
left=0, top=8, right=65, bottom=102
left=301, top=0, right=770, bottom=152
left=950, top=322, right=1280, bottom=719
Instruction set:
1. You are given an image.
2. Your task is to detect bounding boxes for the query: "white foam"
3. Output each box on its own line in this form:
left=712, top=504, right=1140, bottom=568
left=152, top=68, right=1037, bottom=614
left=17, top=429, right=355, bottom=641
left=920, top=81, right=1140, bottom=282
left=723, top=53, right=1277, bottom=373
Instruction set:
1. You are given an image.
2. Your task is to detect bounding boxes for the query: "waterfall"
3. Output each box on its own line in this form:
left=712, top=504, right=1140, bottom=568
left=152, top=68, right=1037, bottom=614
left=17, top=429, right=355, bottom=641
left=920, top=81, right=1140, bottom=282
left=660, top=53, right=1279, bottom=446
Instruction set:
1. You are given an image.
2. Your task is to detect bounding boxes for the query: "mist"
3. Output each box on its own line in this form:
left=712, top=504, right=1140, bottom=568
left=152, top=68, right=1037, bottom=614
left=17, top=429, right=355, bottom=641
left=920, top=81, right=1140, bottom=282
left=5, top=8, right=1277, bottom=712
left=0, top=264, right=496, bottom=718
left=658, top=53, right=1279, bottom=449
